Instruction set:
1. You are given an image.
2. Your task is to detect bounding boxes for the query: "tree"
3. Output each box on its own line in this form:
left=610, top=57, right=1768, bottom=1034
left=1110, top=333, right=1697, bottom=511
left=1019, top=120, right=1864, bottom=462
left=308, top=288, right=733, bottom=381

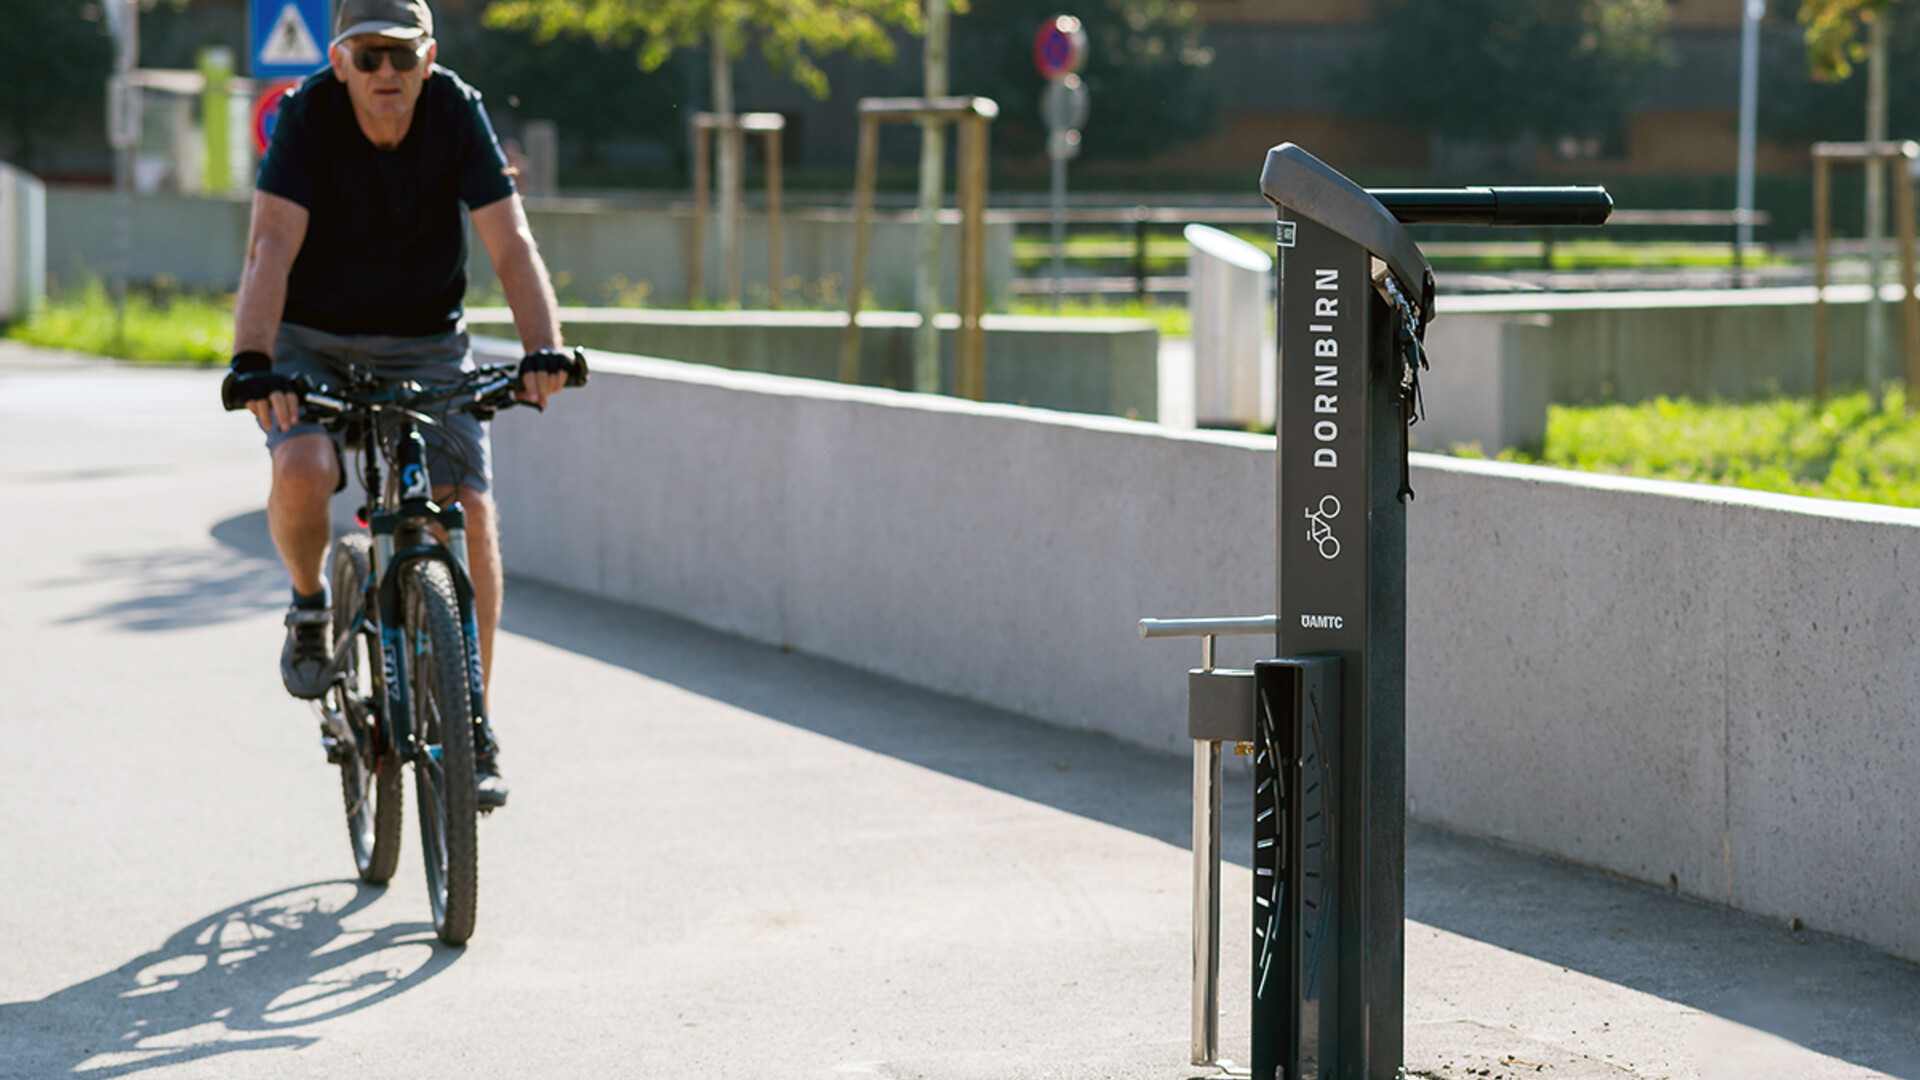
left=947, top=0, right=1218, bottom=162
left=1800, top=0, right=1899, bottom=80
left=484, top=0, right=922, bottom=304
left=1764, top=1, right=1920, bottom=142
left=1345, top=0, right=1671, bottom=148
left=434, top=6, right=690, bottom=179
left=480, top=0, right=921, bottom=105
left=0, top=0, right=114, bottom=170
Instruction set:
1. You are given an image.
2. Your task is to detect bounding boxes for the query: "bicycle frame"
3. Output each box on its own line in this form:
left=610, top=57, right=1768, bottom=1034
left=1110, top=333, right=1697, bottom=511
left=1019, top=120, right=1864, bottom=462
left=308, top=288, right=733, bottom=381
left=363, top=421, right=490, bottom=765
left=310, top=371, right=495, bottom=768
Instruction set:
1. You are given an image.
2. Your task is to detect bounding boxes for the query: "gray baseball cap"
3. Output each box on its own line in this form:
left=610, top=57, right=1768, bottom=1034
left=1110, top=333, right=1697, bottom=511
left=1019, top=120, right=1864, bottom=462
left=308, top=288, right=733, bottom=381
left=331, top=0, right=434, bottom=47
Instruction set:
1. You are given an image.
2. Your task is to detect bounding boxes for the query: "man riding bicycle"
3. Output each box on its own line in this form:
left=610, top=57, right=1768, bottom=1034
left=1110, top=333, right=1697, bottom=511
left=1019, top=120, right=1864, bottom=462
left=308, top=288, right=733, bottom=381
left=223, top=0, right=572, bottom=810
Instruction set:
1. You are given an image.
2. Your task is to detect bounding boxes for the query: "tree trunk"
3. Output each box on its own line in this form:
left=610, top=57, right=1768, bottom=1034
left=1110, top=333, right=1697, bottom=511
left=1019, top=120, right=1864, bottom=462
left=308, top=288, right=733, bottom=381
left=711, top=29, right=742, bottom=307
left=914, top=0, right=950, bottom=393
left=1866, top=15, right=1888, bottom=408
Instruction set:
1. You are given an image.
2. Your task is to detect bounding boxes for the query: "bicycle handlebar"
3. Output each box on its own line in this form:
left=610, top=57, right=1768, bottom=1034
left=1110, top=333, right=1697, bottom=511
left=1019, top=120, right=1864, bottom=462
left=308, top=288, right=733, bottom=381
left=294, top=364, right=528, bottom=422
left=1370, top=186, right=1614, bottom=227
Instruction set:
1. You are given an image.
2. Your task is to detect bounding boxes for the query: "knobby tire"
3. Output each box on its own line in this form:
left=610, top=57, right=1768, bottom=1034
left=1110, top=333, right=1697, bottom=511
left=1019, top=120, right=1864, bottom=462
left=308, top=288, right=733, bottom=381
left=331, top=535, right=402, bottom=885
left=403, top=559, right=479, bottom=946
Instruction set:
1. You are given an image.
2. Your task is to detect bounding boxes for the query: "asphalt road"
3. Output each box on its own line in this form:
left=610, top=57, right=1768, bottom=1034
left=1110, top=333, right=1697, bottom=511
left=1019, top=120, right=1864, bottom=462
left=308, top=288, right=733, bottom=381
left=1, top=343, right=1916, bottom=1079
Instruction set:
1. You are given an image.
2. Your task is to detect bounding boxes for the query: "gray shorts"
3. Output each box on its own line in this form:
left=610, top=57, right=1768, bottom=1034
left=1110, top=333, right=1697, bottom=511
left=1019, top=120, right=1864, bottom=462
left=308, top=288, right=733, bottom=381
left=265, top=322, right=493, bottom=494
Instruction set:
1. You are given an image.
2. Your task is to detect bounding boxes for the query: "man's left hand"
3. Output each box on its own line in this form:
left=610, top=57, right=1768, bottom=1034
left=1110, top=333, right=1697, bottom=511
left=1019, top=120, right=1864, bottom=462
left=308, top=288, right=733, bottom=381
left=516, top=367, right=567, bottom=410
left=515, top=347, right=586, bottom=411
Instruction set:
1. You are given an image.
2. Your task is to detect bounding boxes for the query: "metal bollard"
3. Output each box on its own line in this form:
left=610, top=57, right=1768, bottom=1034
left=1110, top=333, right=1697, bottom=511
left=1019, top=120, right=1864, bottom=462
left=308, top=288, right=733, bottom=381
left=1139, top=614, right=1275, bottom=1074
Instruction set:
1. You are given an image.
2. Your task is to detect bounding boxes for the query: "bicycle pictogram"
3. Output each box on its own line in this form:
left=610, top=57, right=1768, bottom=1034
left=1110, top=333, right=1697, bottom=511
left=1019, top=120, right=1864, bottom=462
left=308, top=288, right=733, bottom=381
left=1305, top=494, right=1341, bottom=560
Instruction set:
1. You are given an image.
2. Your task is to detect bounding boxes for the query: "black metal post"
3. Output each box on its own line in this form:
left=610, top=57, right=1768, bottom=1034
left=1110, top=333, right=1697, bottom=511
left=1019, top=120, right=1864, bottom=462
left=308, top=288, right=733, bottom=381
left=1254, top=143, right=1609, bottom=1080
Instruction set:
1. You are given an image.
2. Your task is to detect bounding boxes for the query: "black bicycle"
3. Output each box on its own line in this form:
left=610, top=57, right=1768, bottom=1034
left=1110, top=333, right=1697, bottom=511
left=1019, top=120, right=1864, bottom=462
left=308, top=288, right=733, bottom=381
left=291, top=359, right=577, bottom=945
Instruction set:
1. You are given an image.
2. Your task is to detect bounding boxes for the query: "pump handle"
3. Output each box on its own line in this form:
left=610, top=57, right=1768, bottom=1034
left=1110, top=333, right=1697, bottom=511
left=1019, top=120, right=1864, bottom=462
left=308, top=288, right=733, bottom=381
left=1369, top=187, right=1613, bottom=227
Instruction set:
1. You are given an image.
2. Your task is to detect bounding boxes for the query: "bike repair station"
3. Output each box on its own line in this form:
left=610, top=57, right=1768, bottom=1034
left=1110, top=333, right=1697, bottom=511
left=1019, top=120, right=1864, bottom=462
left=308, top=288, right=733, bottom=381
left=1143, top=144, right=1612, bottom=1080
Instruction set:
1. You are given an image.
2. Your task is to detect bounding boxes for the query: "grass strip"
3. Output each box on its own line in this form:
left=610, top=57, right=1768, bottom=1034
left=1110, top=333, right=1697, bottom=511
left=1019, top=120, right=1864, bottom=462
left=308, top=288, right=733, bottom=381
left=6, top=280, right=232, bottom=366
left=1457, top=389, right=1920, bottom=507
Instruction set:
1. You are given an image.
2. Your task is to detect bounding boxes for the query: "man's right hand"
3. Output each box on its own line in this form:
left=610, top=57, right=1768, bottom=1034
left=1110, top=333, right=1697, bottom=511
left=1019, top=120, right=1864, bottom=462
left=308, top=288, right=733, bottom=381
left=221, top=350, right=302, bottom=432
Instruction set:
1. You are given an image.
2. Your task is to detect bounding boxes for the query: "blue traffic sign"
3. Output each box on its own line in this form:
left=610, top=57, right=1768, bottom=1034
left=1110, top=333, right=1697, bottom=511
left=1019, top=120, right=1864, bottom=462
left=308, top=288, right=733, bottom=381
left=251, top=0, right=330, bottom=80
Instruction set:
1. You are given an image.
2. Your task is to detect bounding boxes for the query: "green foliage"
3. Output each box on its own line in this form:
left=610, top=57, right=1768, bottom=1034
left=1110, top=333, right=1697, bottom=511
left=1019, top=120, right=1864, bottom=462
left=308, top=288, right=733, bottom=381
left=481, top=0, right=919, bottom=99
left=1483, top=389, right=1920, bottom=507
left=948, top=0, right=1218, bottom=161
left=6, top=280, right=232, bottom=365
left=1346, top=0, right=1672, bottom=143
left=0, top=0, right=114, bottom=169
left=434, top=7, right=688, bottom=171
left=1799, top=0, right=1898, bottom=81
left=1763, top=1, right=1920, bottom=144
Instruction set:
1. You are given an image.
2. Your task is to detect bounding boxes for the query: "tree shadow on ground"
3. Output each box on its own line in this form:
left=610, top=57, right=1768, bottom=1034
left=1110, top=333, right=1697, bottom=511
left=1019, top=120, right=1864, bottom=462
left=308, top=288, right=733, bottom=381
left=0, top=881, right=459, bottom=1078
left=40, top=511, right=284, bottom=633
left=501, top=576, right=1920, bottom=1079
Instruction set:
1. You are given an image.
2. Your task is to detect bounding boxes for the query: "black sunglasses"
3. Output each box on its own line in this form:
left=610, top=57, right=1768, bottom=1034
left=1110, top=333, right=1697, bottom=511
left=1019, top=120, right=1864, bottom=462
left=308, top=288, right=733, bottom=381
left=350, top=41, right=427, bottom=73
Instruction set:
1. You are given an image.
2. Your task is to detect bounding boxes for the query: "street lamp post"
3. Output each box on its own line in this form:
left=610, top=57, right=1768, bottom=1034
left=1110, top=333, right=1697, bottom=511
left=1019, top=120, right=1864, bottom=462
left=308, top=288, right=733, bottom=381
left=1736, top=0, right=1763, bottom=278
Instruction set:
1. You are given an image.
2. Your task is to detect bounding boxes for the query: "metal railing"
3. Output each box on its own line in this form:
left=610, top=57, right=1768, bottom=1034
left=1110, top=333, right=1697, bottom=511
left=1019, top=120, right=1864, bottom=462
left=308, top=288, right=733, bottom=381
left=1001, top=206, right=1770, bottom=299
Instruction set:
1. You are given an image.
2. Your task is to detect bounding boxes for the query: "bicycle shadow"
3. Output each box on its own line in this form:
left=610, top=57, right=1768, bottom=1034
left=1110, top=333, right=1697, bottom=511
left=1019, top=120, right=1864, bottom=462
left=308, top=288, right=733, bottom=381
left=0, top=881, right=459, bottom=1078
left=41, top=511, right=285, bottom=633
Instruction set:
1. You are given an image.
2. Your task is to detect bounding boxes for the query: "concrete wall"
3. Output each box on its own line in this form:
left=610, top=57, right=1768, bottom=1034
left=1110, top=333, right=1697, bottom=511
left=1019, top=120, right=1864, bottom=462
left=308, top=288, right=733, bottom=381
left=46, top=188, right=251, bottom=289
left=481, top=338, right=1920, bottom=963
left=1438, top=287, right=1903, bottom=405
left=1, top=164, right=48, bottom=319
left=468, top=307, right=1159, bottom=420
left=465, top=198, right=1016, bottom=310
left=43, top=188, right=1015, bottom=310
left=1406, top=457, right=1920, bottom=964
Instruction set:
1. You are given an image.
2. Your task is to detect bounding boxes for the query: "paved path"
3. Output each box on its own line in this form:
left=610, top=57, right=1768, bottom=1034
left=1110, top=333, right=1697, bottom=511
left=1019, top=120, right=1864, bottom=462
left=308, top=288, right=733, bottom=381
left=1, top=343, right=1917, bottom=1079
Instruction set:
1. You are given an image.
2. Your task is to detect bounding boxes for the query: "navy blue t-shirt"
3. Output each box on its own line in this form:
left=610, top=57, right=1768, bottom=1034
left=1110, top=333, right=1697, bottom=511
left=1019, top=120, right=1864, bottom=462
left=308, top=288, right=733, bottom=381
left=257, top=66, right=516, bottom=336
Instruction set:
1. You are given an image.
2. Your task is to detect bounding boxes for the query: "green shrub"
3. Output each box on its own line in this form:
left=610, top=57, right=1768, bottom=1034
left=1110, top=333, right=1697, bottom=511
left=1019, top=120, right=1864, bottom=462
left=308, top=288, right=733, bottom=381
left=6, top=280, right=232, bottom=366
left=1481, top=389, right=1920, bottom=508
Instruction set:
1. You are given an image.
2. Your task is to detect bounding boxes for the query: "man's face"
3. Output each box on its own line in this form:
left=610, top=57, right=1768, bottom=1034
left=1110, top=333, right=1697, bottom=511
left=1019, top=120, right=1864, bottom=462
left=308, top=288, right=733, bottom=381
left=329, top=34, right=436, bottom=122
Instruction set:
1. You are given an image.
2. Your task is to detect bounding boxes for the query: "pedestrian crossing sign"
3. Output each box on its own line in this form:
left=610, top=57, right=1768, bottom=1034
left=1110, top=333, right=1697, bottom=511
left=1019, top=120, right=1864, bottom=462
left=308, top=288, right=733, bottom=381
left=251, top=0, right=330, bottom=79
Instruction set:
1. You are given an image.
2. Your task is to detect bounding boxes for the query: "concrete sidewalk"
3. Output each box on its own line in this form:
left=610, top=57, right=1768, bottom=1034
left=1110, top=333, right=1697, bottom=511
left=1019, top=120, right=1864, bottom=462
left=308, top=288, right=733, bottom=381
left=501, top=576, right=1920, bottom=1080
left=0, top=347, right=1915, bottom=1079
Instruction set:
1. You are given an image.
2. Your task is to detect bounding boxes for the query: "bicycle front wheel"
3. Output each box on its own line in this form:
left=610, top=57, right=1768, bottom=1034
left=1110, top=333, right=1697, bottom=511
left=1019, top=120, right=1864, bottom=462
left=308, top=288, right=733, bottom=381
left=331, top=535, right=403, bottom=885
left=402, top=559, right=479, bottom=946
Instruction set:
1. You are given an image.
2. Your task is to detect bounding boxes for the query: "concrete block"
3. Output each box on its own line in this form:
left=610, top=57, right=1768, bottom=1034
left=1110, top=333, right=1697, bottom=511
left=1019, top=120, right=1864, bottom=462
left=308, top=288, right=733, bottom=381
left=0, top=164, right=46, bottom=320
left=1415, top=312, right=1550, bottom=454
left=1438, top=287, right=1906, bottom=405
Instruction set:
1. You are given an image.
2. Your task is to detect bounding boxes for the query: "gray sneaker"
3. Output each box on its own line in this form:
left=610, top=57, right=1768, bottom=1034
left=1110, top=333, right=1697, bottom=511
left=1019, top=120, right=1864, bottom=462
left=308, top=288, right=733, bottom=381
left=281, top=606, right=334, bottom=700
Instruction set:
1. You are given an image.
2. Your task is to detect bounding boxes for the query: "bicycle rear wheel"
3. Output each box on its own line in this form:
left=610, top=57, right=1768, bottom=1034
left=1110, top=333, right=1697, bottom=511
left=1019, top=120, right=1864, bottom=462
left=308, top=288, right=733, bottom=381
left=402, top=558, right=479, bottom=946
left=330, top=535, right=403, bottom=885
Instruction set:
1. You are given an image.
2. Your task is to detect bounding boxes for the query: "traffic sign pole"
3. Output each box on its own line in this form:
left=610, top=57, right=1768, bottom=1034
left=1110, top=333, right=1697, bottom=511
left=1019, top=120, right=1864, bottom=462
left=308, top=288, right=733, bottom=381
left=1034, top=15, right=1087, bottom=309
left=106, top=0, right=138, bottom=343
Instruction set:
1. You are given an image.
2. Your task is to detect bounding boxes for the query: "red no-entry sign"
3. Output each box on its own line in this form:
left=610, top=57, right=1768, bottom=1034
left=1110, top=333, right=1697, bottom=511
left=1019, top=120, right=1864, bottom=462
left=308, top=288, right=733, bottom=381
left=1033, top=15, right=1087, bottom=82
left=251, top=78, right=302, bottom=155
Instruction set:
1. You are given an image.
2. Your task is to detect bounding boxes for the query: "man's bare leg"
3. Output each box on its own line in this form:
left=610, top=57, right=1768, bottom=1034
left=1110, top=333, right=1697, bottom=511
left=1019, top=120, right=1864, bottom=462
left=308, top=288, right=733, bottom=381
left=433, top=484, right=508, bottom=808
left=269, top=433, right=340, bottom=594
left=434, top=485, right=501, bottom=692
left=269, top=433, right=340, bottom=700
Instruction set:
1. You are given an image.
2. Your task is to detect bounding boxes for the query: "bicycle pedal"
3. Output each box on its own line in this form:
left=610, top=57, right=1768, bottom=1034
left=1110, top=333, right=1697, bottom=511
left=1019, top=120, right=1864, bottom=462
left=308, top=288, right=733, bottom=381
left=320, top=734, right=351, bottom=766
